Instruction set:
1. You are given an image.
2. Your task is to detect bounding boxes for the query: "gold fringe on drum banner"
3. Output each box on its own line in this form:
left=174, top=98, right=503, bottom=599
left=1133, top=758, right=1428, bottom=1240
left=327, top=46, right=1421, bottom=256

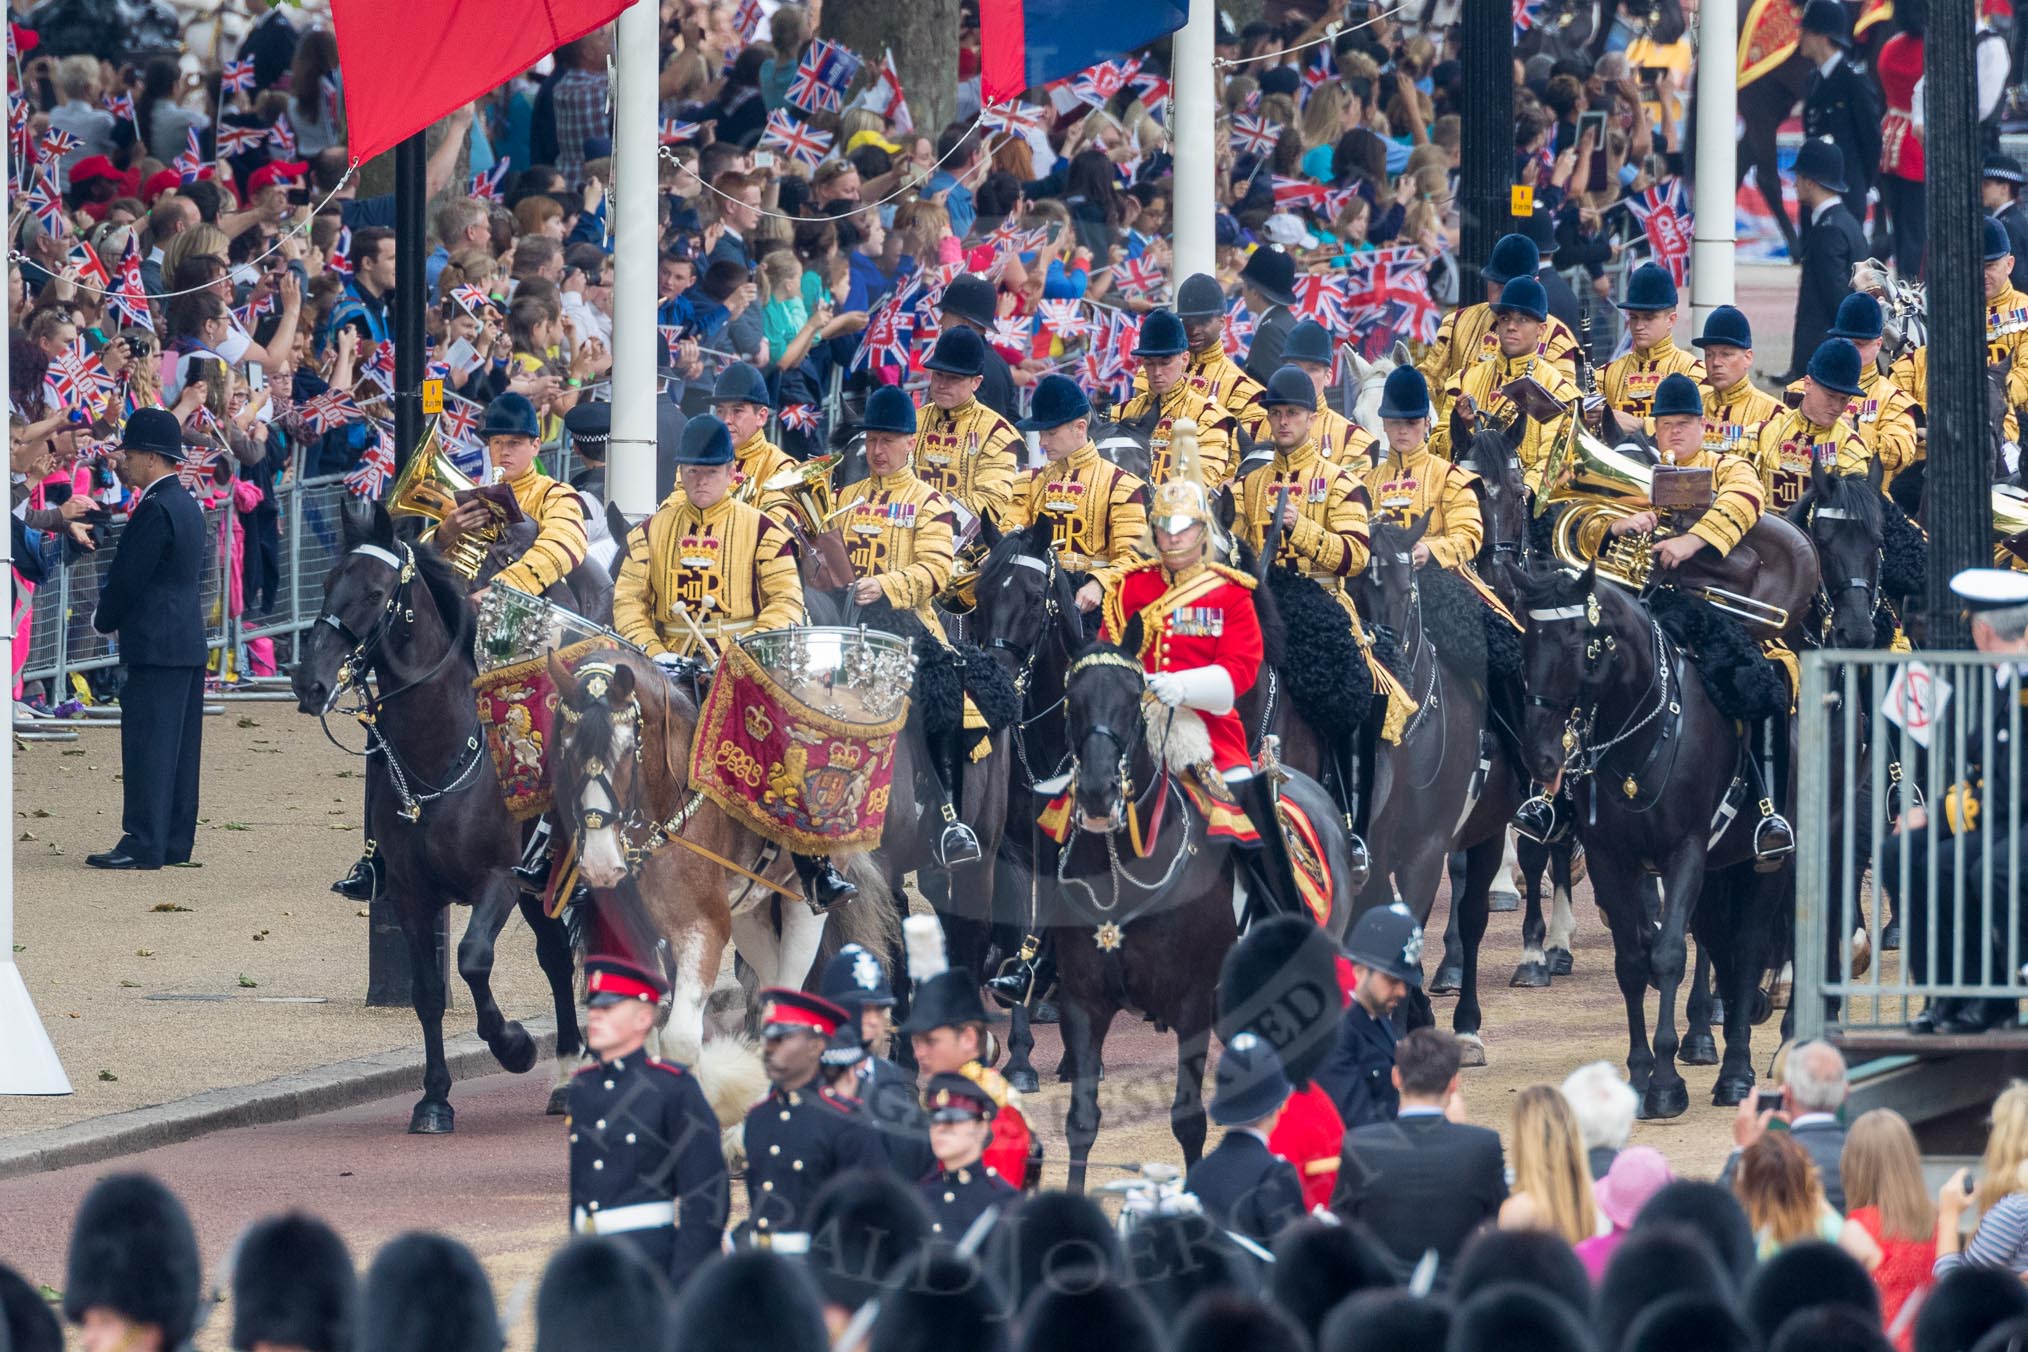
left=687, top=641, right=909, bottom=854
left=473, top=637, right=611, bottom=820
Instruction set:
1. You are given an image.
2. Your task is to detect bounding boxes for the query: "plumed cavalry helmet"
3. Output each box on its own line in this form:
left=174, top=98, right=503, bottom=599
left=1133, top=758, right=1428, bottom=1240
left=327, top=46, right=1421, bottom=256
left=1140, top=418, right=1219, bottom=559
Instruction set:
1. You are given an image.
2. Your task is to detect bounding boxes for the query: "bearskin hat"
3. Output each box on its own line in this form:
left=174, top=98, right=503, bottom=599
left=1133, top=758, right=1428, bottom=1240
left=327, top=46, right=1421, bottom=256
left=1596, top=1225, right=1733, bottom=1352
left=1917, top=1268, right=2028, bottom=1352
left=1217, top=915, right=1342, bottom=1086
left=1122, top=1213, right=1259, bottom=1329
left=1448, top=1282, right=1593, bottom=1352
left=675, top=1253, right=827, bottom=1352
left=805, top=1172, right=934, bottom=1311
left=1317, top=1290, right=1450, bottom=1352
left=0, top=1264, right=63, bottom=1352
left=1174, top=1293, right=1306, bottom=1352
left=1632, top=1180, right=1757, bottom=1287
left=1621, top=1295, right=1755, bottom=1352
left=229, top=1213, right=356, bottom=1352
left=358, top=1233, right=500, bottom=1352
left=1770, top=1306, right=1894, bottom=1352
left=62, top=1173, right=202, bottom=1349
left=1266, top=1221, right=1393, bottom=1344
left=983, top=1191, right=1120, bottom=1319
left=1746, top=1240, right=1881, bottom=1344
left=867, top=1247, right=1008, bottom=1352
left=1450, top=1228, right=1589, bottom=1320
left=533, top=1238, right=674, bottom=1352
left=1016, top=1278, right=1164, bottom=1352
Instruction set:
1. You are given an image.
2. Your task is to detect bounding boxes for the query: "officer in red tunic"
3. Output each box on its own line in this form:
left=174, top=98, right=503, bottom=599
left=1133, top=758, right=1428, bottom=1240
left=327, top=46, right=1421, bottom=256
left=1098, top=421, right=1303, bottom=915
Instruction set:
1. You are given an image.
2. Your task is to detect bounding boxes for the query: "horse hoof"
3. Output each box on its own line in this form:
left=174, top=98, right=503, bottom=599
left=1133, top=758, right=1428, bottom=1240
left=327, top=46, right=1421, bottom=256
left=1548, top=948, right=1573, bottom=976
left=493, top=1024, right=538, bottom=1075
left=1882, top=922, right=1901, bottom=952
left=1712, top=1074, right=1755, bottom=1108
left=546, top=1086, right=571, bottom=1116
left=1428, top=964, right=1463, bottom=995
left=1679, top=1032, right=1719, bottom=1066
left=1488, top=889, right=1520, bottom=914
left=1008, top=1068, right=1040, bottom=1095
left=1033, top=1000, right=1061, bottom=1025
left=409, top=1100, right=455, bottom=1134
left=1638, top=1081, right=1690, bottom=1121
left=1509, top=962, right=1551, bottom=988
left=1751, top=989, right=1774, bottom=1026
left=1455, top=1033, right=1487, bottom=1068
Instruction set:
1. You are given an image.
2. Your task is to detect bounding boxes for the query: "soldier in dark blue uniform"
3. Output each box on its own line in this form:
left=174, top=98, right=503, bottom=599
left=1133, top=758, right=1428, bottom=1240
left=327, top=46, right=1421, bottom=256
left=566, top=955, right=729, bottom=1290
left=820, top=945, right=934, bottom=1179
left=918, top=1072, right=1018, bottom=1240
left=742, top=988, right=890, bottom=1250
left=1184, top=1033, right=1305, bottom=1244
left=1314, top=904, right=1425, bottom=1128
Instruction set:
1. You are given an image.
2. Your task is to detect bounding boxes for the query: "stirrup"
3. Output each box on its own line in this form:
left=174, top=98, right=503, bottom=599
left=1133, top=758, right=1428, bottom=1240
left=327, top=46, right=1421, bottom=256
left=513, top=818, right=555, bottom=887
left=937, top=805, right=983, bottom=867
left=1342, top=828, right=1372, bottom=892
left=332, top=850, right=382, bottom=900
left=988, top=937, right=1042, bottom=1009
left=1753, top=801, right=1795, bottom=871
left=803, top=863, right=859, bottom=915
left=1512, top=793, right=1564, bottom=844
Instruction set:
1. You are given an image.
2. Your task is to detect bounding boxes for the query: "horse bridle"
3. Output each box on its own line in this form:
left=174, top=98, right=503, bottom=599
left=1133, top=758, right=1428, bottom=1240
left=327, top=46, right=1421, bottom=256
left=1802, top=504, right=1885, bottom=648
left=1525, top=591, right=1676, bottom=789
left=560, top=663, right=707, bottom=874
left=1063, top=650, right=1148, bottom=828
left=314, top=544, right=415, bottom=711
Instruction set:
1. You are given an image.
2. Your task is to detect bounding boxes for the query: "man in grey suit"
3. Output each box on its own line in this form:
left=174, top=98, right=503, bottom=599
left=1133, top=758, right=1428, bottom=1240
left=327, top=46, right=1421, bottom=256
left=1719, top=1040, right=1849, bottom=1212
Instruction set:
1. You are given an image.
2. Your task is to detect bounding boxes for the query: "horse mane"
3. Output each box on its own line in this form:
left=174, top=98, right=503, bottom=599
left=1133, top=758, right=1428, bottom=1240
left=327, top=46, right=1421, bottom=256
left=410, top=541, right=478, bottom=656
left=1521, top=561, right=1588, bottom=608
left=1460, top=421, right=1519, bottom=487
left=1790, top=467, right=1884, bottom=536
left=977, top=519, right=1054, bottom=590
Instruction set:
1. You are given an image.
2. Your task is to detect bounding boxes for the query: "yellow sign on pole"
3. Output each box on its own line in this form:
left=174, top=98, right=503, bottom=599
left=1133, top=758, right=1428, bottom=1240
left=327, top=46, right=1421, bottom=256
left=1510, top=184, right=1535, bottom=218
left=421, top=378, right=444, bottom=415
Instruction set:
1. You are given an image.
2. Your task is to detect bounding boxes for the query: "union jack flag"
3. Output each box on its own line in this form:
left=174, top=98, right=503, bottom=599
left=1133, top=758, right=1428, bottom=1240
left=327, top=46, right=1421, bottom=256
left=1271, top=176, right=1330, bottom=210
left=873, top=49, right=913, bottom=134
left=46, top=341, right=113, bottom=415
left=216, top=122, right=268, bottom=157
left=328, top=226, right=353, bottom=278
left=1079, top=308, right=1141, bottom=405
left=360, top=342, right=396, bottom=396
left=66, top=240, right=110, bottom=290
left=1301, top=45, right=1338, bottom=101
left=24, top=170, right=65, bottom=233
left=983, top=220, right=1051, bottom=256
left=1036, top=299, right=1090, bottom=339
left=987, top=316, right=1031, bottom=352
left=1342, top=248, right=1442, bottom=357
left=760, top=109, right=833, bottom=169
left=451, top=285, right=492, bottom=317
left=10, top=94, right=36, bottom=174
left=173, top=126, right=205, bottom=184
left=344, top=428, right=397, bottom=498
left=102, top=91, right=135, bottom=124
left=37, top=128, right=77, bottom=161
left=1624, top=176, right=1692, bottom=287
left=780, top=404, right=819, bottom=433
left=470, top=158, right=510, bottom=203
left=658, top=118, right=702, bottom=145
left=221, top=58, right=256, bottom=93
left=1110, top=255, right=1166, bottom=300
left=1291, top=274, right=1354, bottom=335
left=268, top=113, right=297, bottom=157
left=659, top=325, right=688, bottom=366
left=438, top=394, right=483, bottom=449
left=299, top=390, right=364, bottom=435
left=1322, top=184, right=1365, bottom=223
left=733, top=0, right=765, bottom=40
left=852, top=292, right=914, bottom=373
left=1513, top=0, right=1546, bottom=36
left=107, top=238, right=152, bottom=331
left=977, top=102, right=1046, bottom=137
left=178, top=439, right=228, bottom=492
left=1130, top=71, right=1170, bottom=121
left=1230, top=114, right=1283, bottom=158
left=1221, top=302, right=1256, bottom=358
left=786, top=39, right=862, bottom=116
left=1067, top=57, right=1140, bottom=110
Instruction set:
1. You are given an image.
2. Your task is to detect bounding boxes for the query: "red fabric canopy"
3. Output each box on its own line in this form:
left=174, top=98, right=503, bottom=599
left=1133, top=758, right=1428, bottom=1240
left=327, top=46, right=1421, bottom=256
left=330, top=0, right=633, bottom=165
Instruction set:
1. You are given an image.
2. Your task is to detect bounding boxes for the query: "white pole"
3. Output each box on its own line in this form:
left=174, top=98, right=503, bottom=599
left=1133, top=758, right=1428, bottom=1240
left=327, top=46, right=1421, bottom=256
left=608, top=0, right=661, bottom=519
left=1691, top=0, right=1739, bottom=331
left=0, top=112, right=72, bottom=1096
left=1171, top=0, right=1217, bottom=285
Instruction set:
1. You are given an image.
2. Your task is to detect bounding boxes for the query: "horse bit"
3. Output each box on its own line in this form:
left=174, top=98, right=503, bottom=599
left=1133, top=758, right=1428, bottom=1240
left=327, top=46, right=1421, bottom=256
left=561, top=663, right=708, bottom=876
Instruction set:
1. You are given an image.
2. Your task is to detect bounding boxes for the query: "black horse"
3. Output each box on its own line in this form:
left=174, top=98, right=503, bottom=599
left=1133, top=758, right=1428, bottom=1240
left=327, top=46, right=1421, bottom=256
left=1053, top=620, right=1357, bottom=1189
left=1518, top=564, right=1785, bottom=1114
left=292, top=500, right=582, bottom=1132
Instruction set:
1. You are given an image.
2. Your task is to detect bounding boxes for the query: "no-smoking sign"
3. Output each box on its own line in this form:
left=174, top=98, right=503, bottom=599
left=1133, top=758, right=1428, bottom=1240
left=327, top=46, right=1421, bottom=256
left=1884, top=662, right=1952, bottom=749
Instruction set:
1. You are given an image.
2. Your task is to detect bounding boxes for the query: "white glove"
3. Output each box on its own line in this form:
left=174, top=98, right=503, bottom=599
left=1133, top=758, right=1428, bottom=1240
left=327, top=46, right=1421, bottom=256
left=653, top=651, right=687, bottom=671
left=1145, top=665, right=1235, bottom=715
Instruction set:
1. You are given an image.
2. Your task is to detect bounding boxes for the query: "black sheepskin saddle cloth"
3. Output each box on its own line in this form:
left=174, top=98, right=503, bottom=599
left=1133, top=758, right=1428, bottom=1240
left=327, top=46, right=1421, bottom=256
left=857, top=599, right=1021, bottom=740
left=1415, top=564, right=1523, bottom=686
left=1647, top=589, right=1788, bottom=723
left=1880, top=497, right=1928, bottom=602
left=1262, top=568, right=1372, bottom=744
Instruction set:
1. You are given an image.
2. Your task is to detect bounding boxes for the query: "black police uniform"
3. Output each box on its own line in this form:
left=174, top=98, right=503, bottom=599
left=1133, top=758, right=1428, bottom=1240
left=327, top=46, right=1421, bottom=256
left=1802, top=54, right=1881, bottom=222
left=91, top=430, right=208, bottom=869
left=1311, top=903, right=1425, bottom=1128
left=818, top=945, right=934, bottom=1177
left=567, top=1051, right=731, bottom=1288
left=1186, top=1132, right=1305, bottom=1242
left=743, top=1081, right=890, bottom=1240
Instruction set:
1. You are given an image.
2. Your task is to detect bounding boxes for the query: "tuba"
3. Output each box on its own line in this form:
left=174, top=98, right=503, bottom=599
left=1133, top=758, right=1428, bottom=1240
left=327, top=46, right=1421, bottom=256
left=1997, top=485, right=2028, bottom=564
left=1540, top=410, right=1796, bottom=634
left=387, top=427, right=498, bottom=580
left=758, top=453, right=842, bottom=537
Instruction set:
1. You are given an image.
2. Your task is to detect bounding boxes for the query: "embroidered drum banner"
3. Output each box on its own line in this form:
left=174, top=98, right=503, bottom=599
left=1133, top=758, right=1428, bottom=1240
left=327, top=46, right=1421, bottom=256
left=688, top=640, right=909, bottom=853
left=473, top=638, right=608, bottom=820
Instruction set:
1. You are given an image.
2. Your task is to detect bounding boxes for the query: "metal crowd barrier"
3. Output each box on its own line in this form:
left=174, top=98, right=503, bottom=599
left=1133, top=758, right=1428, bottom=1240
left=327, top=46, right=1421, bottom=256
left=17, top=473, right=353, bottom=701
left=1793, top=649, right=2028, bottom=1042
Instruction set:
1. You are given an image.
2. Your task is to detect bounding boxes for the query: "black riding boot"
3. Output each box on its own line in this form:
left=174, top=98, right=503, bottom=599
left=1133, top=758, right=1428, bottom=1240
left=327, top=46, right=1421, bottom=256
left=934, top=731, right=983, bottom=867
left=793, top=853, right=858, bottom=913
left=512, top=816, right=556, bottom=889
left=332, top=843, right=382, bottom=900
left=1237, top=773, right=1305, bottom=920
left=1334, top=728, right=1373, bottom=891
left=988, top=933, right=1043, bottom=1009
left=1753, top=717, right=1796, bottom=869
left=1513, top=789, right=1570, bottom=844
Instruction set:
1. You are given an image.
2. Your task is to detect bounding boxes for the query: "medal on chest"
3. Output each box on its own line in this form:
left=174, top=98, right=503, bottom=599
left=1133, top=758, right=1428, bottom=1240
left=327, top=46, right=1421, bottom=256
left=1168, top=605, right=1224, bottom=638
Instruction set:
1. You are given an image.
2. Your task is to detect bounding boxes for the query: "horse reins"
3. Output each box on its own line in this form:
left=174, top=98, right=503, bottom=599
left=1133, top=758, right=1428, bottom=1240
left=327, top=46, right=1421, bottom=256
left=316, top=543, right=486, bottom=822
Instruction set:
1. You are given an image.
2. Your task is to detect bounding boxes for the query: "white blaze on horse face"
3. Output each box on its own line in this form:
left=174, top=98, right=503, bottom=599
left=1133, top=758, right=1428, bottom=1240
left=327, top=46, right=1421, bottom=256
left=577, top=771, right=627, bottom=888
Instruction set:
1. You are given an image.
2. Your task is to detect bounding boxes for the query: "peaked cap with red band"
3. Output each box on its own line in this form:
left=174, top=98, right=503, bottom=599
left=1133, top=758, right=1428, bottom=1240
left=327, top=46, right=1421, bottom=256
left=585, top=955, right=668, bottom=1007
left=759, top=987, right=850, bottom=1038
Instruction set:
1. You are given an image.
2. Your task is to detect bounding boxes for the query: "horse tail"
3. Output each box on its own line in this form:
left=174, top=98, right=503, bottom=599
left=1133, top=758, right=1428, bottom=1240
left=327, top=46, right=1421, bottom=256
left=826, top=853, right=904, bottom=971
left=693, top=1034, right=768, bottom=1170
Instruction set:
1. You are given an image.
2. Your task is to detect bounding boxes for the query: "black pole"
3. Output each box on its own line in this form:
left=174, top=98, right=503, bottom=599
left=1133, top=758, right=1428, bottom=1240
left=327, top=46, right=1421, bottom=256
left=1925, top=4, right=1984, bottom=651
left=366, top=129, right=451, bottom=1007
left=1458, top=0, right=1516, bottom=299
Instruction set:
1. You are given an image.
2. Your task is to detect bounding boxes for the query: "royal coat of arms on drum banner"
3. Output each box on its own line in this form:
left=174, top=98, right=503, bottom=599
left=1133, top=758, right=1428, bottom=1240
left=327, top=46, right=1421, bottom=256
left=688, top=634, right=911, bottom=852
